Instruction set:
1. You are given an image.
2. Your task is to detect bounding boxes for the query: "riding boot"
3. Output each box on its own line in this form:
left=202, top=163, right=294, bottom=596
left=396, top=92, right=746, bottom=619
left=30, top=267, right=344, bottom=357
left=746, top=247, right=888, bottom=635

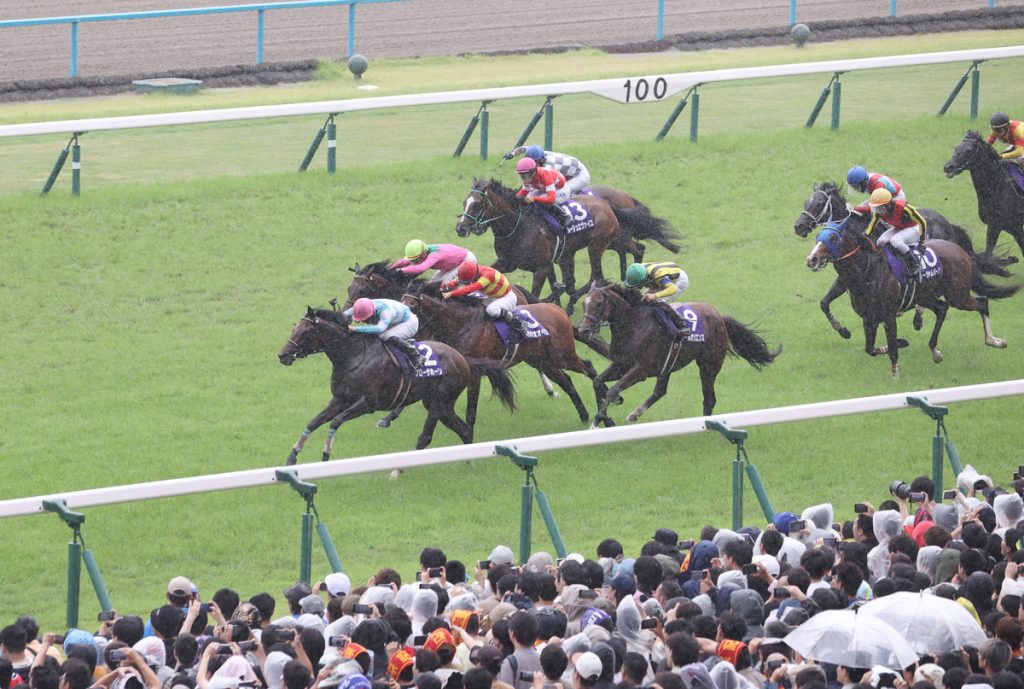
left=555, top=204, right=573, bottom=231
left=387, top=337, right=425, bottom=367
left=901, top=250, right=921, bottom=282
left=499, top=310, right=529, bottom=337
left=661, top=302, right=691, bottom=337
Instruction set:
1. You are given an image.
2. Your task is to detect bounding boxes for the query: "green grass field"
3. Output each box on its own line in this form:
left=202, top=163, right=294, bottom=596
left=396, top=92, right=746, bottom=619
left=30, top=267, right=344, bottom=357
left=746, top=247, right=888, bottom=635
left=2, top=32, right=1024, bottom=630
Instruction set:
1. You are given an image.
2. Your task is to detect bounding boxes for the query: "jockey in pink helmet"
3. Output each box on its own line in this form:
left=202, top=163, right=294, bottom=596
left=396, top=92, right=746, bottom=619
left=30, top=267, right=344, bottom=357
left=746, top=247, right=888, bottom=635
left=343, top=297, right=424, bottom=366
left=514, top=158, right=573, bottom=230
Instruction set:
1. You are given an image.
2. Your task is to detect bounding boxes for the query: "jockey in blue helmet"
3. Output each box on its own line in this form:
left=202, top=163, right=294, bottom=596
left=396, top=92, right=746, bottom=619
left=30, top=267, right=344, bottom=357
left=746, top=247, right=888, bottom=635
left=502, top=144, right=591, bottom=194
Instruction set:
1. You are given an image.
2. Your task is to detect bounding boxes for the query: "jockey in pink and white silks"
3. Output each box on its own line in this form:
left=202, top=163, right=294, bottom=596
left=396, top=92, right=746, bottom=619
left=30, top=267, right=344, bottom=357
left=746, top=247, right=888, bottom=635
left=344, top=297, right=424, bottom=366
left=390, top=240, right=476, bottom=284
left=504, top=144, right=591, bottom=194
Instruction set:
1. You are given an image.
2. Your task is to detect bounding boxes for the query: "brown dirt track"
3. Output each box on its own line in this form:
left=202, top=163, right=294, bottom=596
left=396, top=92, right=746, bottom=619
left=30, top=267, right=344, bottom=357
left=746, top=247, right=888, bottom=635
left=2, top=0, right=1024, bottom=84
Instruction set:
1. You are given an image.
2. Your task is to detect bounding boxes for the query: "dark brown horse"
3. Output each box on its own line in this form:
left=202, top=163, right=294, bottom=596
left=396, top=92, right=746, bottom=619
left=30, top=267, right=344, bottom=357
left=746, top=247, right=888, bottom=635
left=455, top=178, right=623, bottom=311
left=577, top=284, right=780, bottom=427
left=401, top=282, right=599, bottom=425
left=278, top=307, right=490, bottom=463
left=586, top=186, right=683, bottom=279
left=806, top=220, right=1019, bottom=379
left=944, top=131, right=1024, bottom=261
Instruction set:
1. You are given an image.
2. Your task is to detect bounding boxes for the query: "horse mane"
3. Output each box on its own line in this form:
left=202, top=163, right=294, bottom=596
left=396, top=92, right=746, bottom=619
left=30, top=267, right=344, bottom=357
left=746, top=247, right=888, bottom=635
left=479, top=178, right=547, bottom=223
left=409, top=281, right=483, bottom=308
left=965, top=130, right=1000, bottom=161
left=605, top=282, right=643, bottom=306
left=315, top=308, right=350, bottom=327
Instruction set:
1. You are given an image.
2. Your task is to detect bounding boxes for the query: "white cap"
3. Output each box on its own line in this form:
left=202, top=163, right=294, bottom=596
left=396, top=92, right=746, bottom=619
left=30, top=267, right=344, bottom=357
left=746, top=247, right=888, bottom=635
left=752, top=554, right=780, bottom=578
left=325, top=572, right=351, bottom=597
left=573, top=652, right=603, bottom=681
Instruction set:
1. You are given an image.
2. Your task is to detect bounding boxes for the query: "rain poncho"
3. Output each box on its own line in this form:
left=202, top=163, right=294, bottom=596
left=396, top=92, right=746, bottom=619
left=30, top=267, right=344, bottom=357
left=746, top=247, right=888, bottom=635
left=393, top=584, right=417, bottom=613
left=994, top=493, right=1024, bottom=529
left=868, top=510, right=902, bottom=582
left=410, top=588, right=439, bottom=638
left=801, top=503, right=838, bottom=542
left=613, top=596, right=655, bottom=655
left=932, top=504, right=958, bottom=533
left=560, top=585, right=595, bottom=636
left=916, top=546, right=942, bottom=584
left=934, top=548, right=961, bottom=584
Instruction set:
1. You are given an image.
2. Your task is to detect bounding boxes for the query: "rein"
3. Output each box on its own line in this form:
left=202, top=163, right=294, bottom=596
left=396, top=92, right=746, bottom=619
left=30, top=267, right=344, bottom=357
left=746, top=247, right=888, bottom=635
left=801, top=187, right=851, bottom=228
left=459, top=187, right=523, bottom=238
left=287, top=316, right=319, bottom=352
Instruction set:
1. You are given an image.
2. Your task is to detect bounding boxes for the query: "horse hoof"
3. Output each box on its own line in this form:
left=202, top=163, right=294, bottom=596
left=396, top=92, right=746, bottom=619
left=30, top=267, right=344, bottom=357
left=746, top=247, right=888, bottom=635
left=588, top=422, right=598, bottom=431
left=872, top=347, right=886, bottom=356
left=389, top=469, right=403, bottom=480
left=321, top=454, right=330, bottom=462
left=377, top=418, right=391, bottom=428
left=627, top=413, right=640, bottom=423
left=897, top=338, right=910, bottom=349
left=564, top=304, right=575, bottom=316
left=891, top=366, right=900, bottom=381
left=913, top=314, right=923, bottom=331
left=987, top=337, right=1008, bottom=349
left=547, top=390, right=559, bottom=398
left=837, top=327, right=851, bottom=340
left=932, top=349, right=943, bottom=364
left=612, top=395, right=624, bottom=406
left=603, top=418, right=617, bottom=427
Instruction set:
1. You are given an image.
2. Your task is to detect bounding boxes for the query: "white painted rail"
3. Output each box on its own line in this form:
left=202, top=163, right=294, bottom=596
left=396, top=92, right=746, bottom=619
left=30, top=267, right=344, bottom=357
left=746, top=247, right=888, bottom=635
left=0, top=46, right=1022, bottom=139
left=0, top=379, right=1020, bottom=519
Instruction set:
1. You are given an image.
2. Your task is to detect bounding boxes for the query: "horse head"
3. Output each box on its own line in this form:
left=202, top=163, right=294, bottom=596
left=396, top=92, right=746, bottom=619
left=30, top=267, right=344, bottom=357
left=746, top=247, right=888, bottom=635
left=944, top=131, right=990, bottom=178
left=806, top=220, right=862, bottom=272
left=578, top=284, right=631, bottom=340
left=343, top=260, right=408, bottom=309
left=456, top=179, right=519, bottom=237
left=794, top=182, right=846, bottom=238
left=279, top=307, right=326, bottom=365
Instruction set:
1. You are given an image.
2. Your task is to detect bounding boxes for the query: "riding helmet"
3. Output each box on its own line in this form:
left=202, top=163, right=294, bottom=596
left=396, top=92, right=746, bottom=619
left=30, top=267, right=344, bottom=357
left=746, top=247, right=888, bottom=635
left=868, top=188, right=892, bottom=208
left=625, top=263, right=648, bottom=287
left=515, top=158, right=537, bottom=176
left=992, top=111, right=1011, bottom=129
left=352, top=298, right=376, bottom=321
left=404, top=239, right=428, bottom=260
left=846, top=165, right=868, bottom=187
left=457, top=261, right=480, bottom=283
left=524, top=144, right=545, bottom=161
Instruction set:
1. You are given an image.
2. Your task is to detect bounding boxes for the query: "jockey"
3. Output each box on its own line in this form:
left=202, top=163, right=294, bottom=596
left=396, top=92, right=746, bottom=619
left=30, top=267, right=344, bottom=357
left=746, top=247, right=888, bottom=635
left=504, top=144, right=592, bottom=194
left=846, top=166, right=906, bottom=202
left=624, top=261, right=691, bottom=334
left=514, top=158, right=574, bottom=230
left=440, top=261, right=528, bottom=336
left=987, top=112, right=1024, bottom=169
left=389, top=240, right=477, bottom=283
left=855, top=188, right=928, bottom=281
left=344, top=297, right=425, bottom=366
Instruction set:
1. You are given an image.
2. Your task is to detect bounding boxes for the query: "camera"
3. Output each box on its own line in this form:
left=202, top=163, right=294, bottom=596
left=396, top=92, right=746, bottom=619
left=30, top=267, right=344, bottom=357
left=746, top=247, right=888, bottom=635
left=477, top=560, right=491, bottom=570
left=788, top=520, right=806, bottom=533
left=854, top=503, right=869, bottom=513
left=889, top=480, right=912, bottom=500
left=52, top=635, right=65, bottom=644
left=877, top=672, right=898, bottom=689
left=943, top=489, right=957, bottom=500
left=413, top=635, right=428, bottom=646
left=200, top=603, right=213, bottom=614
left=774, top=588, right=789, bottom=599
left=98, top=611, right=117, bottom=622
left=217, top=644, right=234, bottom=655
left=741, top=564, right=759, bottom=575
left=428, top=567, right=444, bottom=578
left=640, top=618, right=658, bottom=629
left=690, top=569, right=706, bottom=581
left=766, top=660, right=784, bottom=675
left=328, top=636, right=348, bottom=648
left=678, top=539, right=695, bottom=549
left=352, top=604, right=373, bottom=615
left=110, top=650, right=129, bottom=662
left=909, top=491, right=926, bottom=502
left=276, top=630, right=295, bottom=642
left=237, top=641, right=257, bottom=652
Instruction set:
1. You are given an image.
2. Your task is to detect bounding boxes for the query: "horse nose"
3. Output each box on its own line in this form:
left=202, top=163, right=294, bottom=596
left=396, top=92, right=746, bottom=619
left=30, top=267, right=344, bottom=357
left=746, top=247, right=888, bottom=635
left=278, top=351, right=293, bottom=365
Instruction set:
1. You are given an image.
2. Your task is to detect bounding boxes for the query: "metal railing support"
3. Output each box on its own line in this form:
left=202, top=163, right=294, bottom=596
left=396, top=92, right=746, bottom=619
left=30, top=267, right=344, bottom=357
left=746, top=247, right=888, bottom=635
left=907, top=396, right=964, bottom=497
left=807, top=73, right=843, bottom=129
left=276, top=469, right=345, bottom=582
left=43, top=499, right=112, bottom=628
left=41, top=132, right=84, bottom=196
left=496, top=444, right=566, bottom=563
left=513, top=96, right=555, bottom=150
left=453, top=101, right=490, bottom=159
left=543, top=97, right=555, bottom=150
left=298, top=114, right=339, bottom=173
left=938, top=61, right=983, bottom=118
left=706, top=420, right=775, bottom=529
left=656, top=85, right=700, bottom=141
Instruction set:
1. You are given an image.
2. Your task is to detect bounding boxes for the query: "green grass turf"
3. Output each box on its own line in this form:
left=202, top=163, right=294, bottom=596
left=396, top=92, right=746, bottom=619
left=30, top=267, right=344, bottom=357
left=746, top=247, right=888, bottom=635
left=1, top=34, right=1023, bottom=630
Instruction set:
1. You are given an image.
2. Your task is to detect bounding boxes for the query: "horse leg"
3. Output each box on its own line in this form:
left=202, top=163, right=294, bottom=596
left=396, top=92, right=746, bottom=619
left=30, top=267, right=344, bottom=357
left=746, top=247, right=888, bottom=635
left=921, top=297, right=949, bottom=363
left=587, top=243, right=607, bottom=287
left=285, top=398, right=344, bottom=465
left=881, top=318, right=900, bottom=380
left=376, top=404, right=407, bottom=428
left=820, top=278, right=852, bottom=339
left=590, top=361, right=627, bottom=419
left=414, top=409, right=441, bottom=450
left=976, top=296, right=1008, bottom=348
left=627, top=373, right=671, bottom=422
left=465, top=373, right=481, bottom=428
left=541, top=366, right=590, bottom=423
left=322, top=396, right=373, bottom=460
left=538, top=371, right=557, bottom=397
left=559, top=255, right=579, bottom=314
left=863, top=318, right=883, bottom=357
left=437, top=406, right=474, bottom=444
left=594, top=366, right=648, bottom=428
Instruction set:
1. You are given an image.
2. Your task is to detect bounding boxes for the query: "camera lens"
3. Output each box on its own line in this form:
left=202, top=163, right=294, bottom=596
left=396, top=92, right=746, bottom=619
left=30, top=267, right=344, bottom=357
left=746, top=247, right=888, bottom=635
left=889, top=480, right=911, bottom=500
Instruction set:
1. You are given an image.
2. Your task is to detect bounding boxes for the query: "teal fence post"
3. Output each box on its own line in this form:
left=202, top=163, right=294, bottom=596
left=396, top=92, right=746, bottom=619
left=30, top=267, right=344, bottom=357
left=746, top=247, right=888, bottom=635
left=655, top=89, right=691, bottom=141
left=275, top=469, right=319, bottom=583
left=830, top=76, right=842, bottom=130
left=82, top=548, right=113, bottom=613
left=544, top=97, right=555, bottom=150
left=454, top=102, right=490, bottom=158
left=657, top=0, right=665, bottom=41
left=298, top=120, right=328, bottom=172
left=316, top=522, right=344, bottom=573
left=970, top=63, right=981, bottom=120
left=937, top=62, right=982, bottom=118
left=906, top=396, right=953, bottom=498
left=745, top=463, right=776, bottom=523
left=806, top=74, right=839, bottom=128
left=534, top=489, right=567, bottom=559
left=689, top=88, right=700, bottom=141
left=43, top=500, right=87, bottom=628
left=479, top=103, right=489, bottom=160
left=327, top=117, right=337, bottom=175
left=70, top=21, right=79, bottom=77
left=513, top=97, right=552, bottom=149
left=705, top=421, right=751, bottom=530
left=71, top=134, right=82, bottom=196
left=256, top=9, right=265, bottom=64
left=497, top=445, right=566, bottom=562
left=41, top=136, right=73, bottom=195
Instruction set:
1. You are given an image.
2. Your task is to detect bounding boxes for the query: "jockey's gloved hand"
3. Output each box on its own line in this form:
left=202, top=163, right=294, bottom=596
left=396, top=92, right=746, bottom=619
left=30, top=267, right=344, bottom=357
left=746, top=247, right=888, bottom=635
left=502, top=152, right=514, bottom=161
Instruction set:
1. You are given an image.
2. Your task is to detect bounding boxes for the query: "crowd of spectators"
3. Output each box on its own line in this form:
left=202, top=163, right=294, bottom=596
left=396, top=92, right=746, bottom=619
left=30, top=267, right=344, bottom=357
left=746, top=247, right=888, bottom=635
left=4, top=465, right=1024, bottom=689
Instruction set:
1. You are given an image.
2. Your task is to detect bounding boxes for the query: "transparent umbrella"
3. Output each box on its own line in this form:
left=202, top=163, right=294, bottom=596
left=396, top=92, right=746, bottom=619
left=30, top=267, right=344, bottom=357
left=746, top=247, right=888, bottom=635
left=858, top=590, right=986, bottom=654
left=784, top=609, right=919, bottom=669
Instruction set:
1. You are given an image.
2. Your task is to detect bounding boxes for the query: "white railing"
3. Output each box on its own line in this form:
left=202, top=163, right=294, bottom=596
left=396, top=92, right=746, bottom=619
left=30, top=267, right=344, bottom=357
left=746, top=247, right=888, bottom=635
left=1, top=379, right=1021, bottom=519
left=1, top=45, right=1023, bottom=139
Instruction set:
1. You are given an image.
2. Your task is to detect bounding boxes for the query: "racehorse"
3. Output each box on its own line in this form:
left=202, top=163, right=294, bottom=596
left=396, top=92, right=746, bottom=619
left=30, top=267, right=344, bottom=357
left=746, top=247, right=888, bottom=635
left=944, top=130, right=1024, bottom=261
left=587, top=186, right=683, bottom=279
left=807, top=220, right=1019, bottom=379
left=455, top=178, right=623, bottom=311
left=277, top=307, right=509, bottom=463
left=793, top=181, right=1010, bottom=340
left=400, top=282, right=600, bottom=425
left=577, top=284, right=780, bottom=427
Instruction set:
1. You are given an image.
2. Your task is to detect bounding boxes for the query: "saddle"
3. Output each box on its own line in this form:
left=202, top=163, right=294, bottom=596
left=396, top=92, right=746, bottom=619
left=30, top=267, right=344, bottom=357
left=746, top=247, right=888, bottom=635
left=491, top=309, right=550, bottom=346
left=881, top=245, right=941, bottom=286
left=382, top=340, right=444, bottom=379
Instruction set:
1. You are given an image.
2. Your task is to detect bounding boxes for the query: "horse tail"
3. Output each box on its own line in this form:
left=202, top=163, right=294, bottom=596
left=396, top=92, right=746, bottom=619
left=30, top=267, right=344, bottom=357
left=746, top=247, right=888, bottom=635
left=723, top=317, right=782, bottom=370
left=943, top=221, right=976, bottom=254
left=968, top=248, right=1014, bottom=278
left=466, top=358, right=517, bottom=412
left=612, top=204, right=683, bottom=253
left=970, top=272, right=1023, bottom=300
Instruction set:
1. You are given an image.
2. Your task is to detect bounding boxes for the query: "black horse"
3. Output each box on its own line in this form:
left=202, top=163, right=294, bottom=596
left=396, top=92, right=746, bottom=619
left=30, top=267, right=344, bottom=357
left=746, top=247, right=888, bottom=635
left=944, top=130, right=1024, bottom=261
left=806, top=220, right=1019, bottom=379
left=793, top=181, right=1009, bottom=340
left=278, top=307, right=508, bottom=463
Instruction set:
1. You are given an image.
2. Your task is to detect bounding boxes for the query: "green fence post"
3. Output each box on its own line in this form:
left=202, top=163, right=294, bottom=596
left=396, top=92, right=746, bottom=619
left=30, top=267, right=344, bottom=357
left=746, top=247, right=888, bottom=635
left=496, top=444, right=566, bottom=563
left=326, top=117, right=337, bottom=175
left=514, top=98, right=552, bottom=149
left=71, top=134, right=82, bottom=196
left=906, top=396, right=950, bottom=498
left=43, top=500, right=87, bottom=628
left=275, top=469, right=318, bottom=583
left=479, top=103, right=489, bottom=161
left=520, top=482, right=533, bottom=565
left=705, top=421, right=750, bottom=530
left=745, top=463, right=776, bottom=523
left=970, top=63, right=981, bottom=120
left=41, top=137, right=72, bottom=195
left=937, top=64, right=972, bottom=116
left=534, top=489, right=567, bottom=559
left=830, top=75, right=842, bottom=130
left=453, top=111, right=480, bottom=158
left=689, top=89, right=700, bottom=141
left=82, top=548, right=113, bottom=613
left=655, top=92, right=690, bottom=141
left=544, top=97, right=554, bottom=151
left=806, top=75, right=835, bottom=128
left=298, top=127, right=326, bottom=172
left=316, top=522, right=344, bottom=573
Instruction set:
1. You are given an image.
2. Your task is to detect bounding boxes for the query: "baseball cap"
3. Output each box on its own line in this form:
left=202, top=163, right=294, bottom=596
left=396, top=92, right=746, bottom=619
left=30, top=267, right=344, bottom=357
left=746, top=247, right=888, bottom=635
left=773, top=512, right=799, bottom=535
left=488, top=545, right=515, bottom=566
left=299, top=595, right=325, bottom=615
left=284, top=581, right=313, bottom=603
left=572, top=652, right=603, bottom=681
left=324, top=572, right=351, bottom=597
left=751, top=555, right=780, bottom=578
left=167, top=576, right=193, bottom=598
left=608, top=573, right=636, bottom=600
left=653, top=528, right=679, bottom=547
left=424, top=628, right=455, bottom=653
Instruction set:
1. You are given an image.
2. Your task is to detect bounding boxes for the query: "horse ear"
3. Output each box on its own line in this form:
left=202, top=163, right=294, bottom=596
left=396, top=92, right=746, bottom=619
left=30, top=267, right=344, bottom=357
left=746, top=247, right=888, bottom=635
left=352, top=263, right=361, bottom=273
left=306, top=306, right=315, bottom=317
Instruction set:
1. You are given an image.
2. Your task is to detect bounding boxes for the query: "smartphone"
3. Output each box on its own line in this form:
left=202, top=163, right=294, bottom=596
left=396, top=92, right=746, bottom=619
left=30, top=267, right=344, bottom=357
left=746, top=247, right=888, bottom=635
left=352, top=604, right=373, bottom=615
left=788, top=520, right=806, bottom=533
left=690, top=569, right=706, bottom=581
left=741, top=563, right=758, bottom=575
left=556, top=558, right=566, bottom=566
left=52, top=635, right=65, bottom=644
left=579, top=589, right=598, bottom=600
left=217, top=644, right=234, bottom=655
left=328, top=636, right=348, bottom=648
left=853, top=503, right=869, bottom=513
left=509, top=566, right=521, bottom=575
left=640, top=618, right=658, bottom=629
left=200, top=603, right=213, bottom=614
left=943, top=489, right=957, bottom=500
left=518, top=674, right=535, bottom=683
left=237, top=641, right=257, bottom=652
left=477, top=560, right=491, bottom=570
left=765, top=659, right=784, bottom=674
left=822, top=536, right=837, bottom=547
left=110, top=650, right=128, bottom=662
left=98, top=611, right=116, bottom=622
left=678, top=539, right=695, bottom=549
left=276, top=629, right=295, bottom=641
left=413, top=635, right=428, bottom=646
left=774, top=588, right=789, bottom=599
left=428, top=567, right=444, bottom=577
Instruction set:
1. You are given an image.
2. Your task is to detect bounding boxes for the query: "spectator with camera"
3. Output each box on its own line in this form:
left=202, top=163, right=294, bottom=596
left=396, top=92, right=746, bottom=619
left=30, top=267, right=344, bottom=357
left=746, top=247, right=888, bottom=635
left=497, top=614, right=541, bottom=689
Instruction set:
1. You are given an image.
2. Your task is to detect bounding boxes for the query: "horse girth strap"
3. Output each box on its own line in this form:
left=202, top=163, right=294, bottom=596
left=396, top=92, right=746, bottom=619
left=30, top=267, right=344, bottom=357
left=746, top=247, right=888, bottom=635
left=382, top=347, right=414, bottom=410
left=660, top=338, right=684, bottom=376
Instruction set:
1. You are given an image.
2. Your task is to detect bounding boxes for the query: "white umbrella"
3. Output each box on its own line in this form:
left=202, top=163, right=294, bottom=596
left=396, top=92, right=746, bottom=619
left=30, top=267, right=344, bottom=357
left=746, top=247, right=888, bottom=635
left=857, top=590, right=986, bottom=654
left=784, top=609, right=918, bottom=669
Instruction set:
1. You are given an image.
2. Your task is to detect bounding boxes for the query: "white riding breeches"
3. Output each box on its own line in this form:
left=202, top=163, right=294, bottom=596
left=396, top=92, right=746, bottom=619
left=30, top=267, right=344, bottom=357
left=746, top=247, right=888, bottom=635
left=566, top=168, right=591, bottom=194
left=877, top=226, right=921, bottom=255
left=654, top=273, right=689, bottom=303
left=483, top=292, right=518, bottom=318
left=381, top=316, right=418, bottom=341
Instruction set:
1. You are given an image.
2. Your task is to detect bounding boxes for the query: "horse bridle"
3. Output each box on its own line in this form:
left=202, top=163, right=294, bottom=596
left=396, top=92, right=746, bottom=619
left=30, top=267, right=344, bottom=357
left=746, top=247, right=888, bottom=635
left=799, top=187, right=840, bottom=228
left=285, top=316, right=323, bottom=357
left=946, top=132, right=980, bottom=175
left=458, top=187, right=522, bottom=237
